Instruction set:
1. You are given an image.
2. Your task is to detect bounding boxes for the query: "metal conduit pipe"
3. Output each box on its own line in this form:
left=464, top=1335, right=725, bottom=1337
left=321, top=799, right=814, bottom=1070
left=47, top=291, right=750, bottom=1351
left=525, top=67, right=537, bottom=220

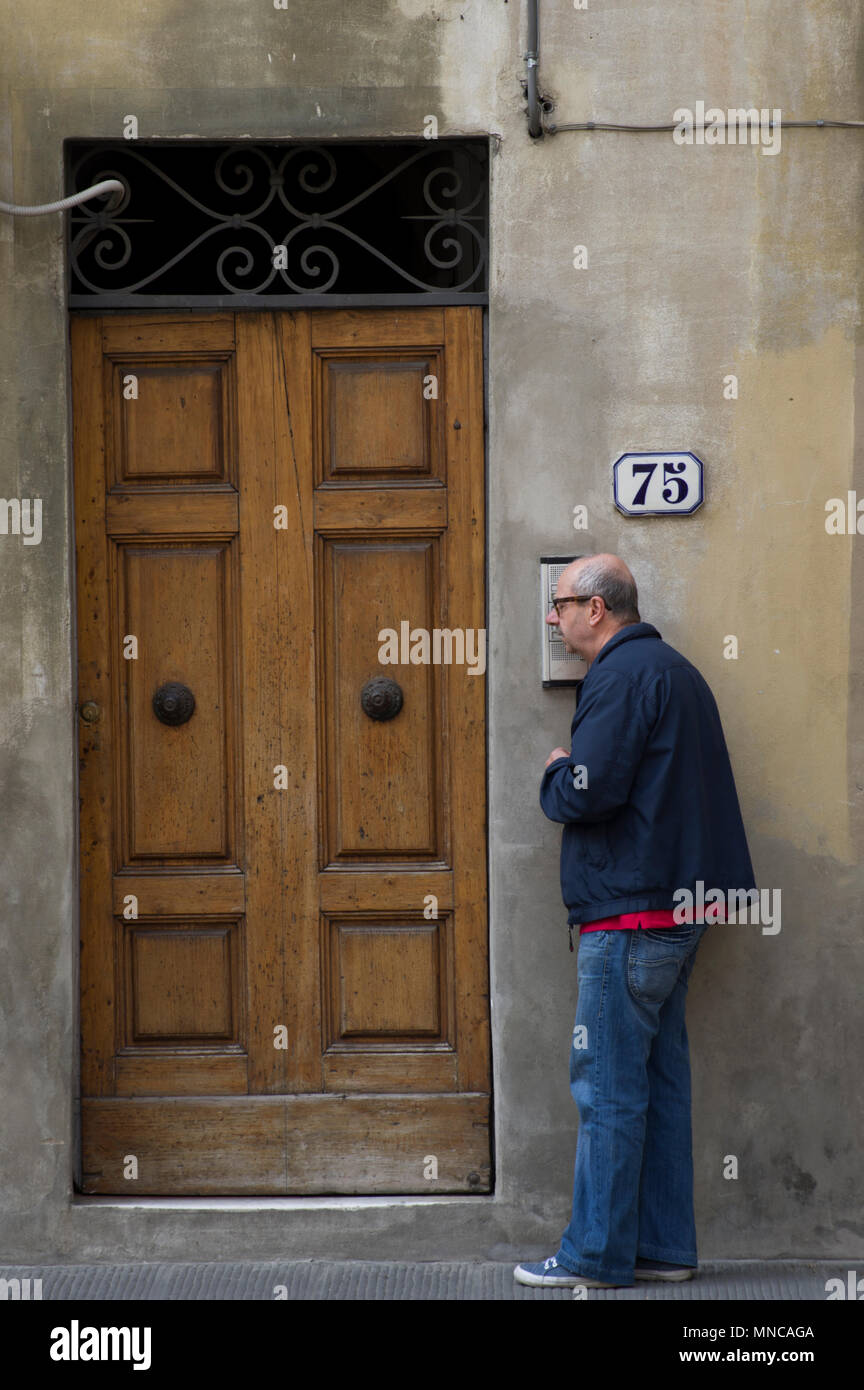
left=525, top=0, right=542, bottom=138
left=0, top=178, right=125, bottom=216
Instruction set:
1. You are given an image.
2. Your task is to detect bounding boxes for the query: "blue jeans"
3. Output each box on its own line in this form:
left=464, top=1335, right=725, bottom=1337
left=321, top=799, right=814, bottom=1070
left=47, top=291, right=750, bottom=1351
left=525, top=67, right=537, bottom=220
left=555, top=923, right=709, bottom=1285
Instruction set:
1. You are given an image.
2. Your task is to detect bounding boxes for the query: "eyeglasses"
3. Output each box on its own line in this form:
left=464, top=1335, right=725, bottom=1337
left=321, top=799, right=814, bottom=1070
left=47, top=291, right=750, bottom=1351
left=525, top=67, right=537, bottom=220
left=550, top=594, right=595, bottom=617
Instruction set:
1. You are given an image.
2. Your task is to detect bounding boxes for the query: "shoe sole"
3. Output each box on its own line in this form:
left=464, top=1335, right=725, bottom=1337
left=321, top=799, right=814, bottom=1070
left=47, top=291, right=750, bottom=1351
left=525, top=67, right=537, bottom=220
left=514, top=1267, right=619, bottom=1289
left=514, top=1268, right=581, bottom=1287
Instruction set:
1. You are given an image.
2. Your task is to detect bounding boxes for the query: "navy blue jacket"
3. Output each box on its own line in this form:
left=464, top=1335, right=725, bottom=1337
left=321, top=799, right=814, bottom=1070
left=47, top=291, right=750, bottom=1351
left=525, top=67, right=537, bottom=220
left=539, top=623, right=756, bottom=926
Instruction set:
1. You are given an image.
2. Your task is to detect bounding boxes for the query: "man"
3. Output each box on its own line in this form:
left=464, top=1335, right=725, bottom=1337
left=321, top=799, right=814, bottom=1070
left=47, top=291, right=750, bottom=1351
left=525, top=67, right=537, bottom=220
left=514, top=554, right=756, bottom=1290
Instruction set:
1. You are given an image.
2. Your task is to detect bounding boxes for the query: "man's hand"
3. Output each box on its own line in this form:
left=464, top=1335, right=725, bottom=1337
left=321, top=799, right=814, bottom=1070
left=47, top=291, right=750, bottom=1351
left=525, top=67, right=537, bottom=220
left=545, top=746, right=570, bottom=768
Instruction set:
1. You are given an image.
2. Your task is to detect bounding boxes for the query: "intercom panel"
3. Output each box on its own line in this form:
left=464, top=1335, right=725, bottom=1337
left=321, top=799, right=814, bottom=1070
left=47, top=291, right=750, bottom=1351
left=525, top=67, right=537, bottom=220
left=541, top=555, right=588, bottom=688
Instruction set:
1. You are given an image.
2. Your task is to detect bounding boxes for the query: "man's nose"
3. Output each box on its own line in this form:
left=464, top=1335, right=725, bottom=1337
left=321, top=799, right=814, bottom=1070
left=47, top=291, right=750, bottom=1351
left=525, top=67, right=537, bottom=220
left=545, top=608, right=559, bottom=626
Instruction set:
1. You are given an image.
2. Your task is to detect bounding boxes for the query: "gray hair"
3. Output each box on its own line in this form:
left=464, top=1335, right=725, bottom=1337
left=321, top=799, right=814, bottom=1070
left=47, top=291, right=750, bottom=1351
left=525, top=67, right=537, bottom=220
left=571, top=556, right=640, bottom=623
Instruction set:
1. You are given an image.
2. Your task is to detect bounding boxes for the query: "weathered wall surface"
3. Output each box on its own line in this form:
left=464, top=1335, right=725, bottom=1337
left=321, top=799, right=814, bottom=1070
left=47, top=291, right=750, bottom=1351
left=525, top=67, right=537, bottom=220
left=0, top=0, right=861, bottom=1263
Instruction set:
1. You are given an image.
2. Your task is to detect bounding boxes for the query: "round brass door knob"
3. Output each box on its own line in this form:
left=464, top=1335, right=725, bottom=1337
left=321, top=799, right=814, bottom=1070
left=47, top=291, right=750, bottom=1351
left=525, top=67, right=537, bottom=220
left=153, top=681, right=196, bottom=726
left=360, top=677, right=404, bottom=721
left=79, top=701, right=101, bottom=723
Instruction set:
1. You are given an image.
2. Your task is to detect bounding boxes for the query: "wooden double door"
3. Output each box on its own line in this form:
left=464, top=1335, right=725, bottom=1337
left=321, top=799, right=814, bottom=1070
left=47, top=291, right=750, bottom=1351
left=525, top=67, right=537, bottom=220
left=72, top=307, right=490, bottom=1194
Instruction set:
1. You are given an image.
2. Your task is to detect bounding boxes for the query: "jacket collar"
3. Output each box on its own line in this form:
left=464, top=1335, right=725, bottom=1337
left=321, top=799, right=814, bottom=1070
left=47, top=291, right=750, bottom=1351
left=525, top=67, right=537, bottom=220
left=593, top=622, right=661, bottom=666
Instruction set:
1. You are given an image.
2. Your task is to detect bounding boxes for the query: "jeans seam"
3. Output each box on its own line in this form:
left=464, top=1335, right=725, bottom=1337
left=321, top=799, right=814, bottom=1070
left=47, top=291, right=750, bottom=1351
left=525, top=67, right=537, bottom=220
left=583, top=933, right=611, bottom=1263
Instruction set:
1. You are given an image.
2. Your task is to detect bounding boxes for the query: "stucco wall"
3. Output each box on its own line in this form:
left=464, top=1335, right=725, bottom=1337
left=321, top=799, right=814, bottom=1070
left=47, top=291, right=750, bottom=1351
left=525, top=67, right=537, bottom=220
left=0, top=0, right=861, bottom=1263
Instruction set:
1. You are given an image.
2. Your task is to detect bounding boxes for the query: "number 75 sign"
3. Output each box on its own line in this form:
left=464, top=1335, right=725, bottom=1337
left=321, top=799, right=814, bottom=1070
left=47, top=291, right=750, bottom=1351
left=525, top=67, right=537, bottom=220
left=613, top=451, right=704, bottom=515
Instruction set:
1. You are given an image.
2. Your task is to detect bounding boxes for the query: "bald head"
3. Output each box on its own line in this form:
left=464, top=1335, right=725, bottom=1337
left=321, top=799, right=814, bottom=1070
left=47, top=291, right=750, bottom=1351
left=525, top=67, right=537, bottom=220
left=561, top=553, right=639, bottom=617
left=546, top=552, right=641, bottom=668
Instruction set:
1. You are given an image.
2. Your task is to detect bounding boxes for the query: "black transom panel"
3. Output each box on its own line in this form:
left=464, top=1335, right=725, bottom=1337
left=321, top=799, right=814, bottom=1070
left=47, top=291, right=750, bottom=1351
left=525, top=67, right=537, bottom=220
left=66, top=140, right=489, bottom=308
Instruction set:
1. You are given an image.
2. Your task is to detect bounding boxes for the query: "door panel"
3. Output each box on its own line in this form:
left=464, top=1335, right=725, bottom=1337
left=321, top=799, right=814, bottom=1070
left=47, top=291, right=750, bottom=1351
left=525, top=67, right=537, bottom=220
left=74, top=307, right=489, bottom=1193
left=120, top=542, right=238, bottom=862
left=323, top=538, right=443, bottom=861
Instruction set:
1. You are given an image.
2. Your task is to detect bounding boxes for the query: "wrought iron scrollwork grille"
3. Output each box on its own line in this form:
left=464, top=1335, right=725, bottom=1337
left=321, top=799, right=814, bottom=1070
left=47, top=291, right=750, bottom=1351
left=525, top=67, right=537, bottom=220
left=65, top=140, right=488, bottom=308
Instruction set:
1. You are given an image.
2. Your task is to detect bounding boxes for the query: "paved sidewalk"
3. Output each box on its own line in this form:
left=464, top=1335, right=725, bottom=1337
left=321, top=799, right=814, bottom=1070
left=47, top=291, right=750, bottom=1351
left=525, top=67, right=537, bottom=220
left=0, top=1259, right=851, bottom=1300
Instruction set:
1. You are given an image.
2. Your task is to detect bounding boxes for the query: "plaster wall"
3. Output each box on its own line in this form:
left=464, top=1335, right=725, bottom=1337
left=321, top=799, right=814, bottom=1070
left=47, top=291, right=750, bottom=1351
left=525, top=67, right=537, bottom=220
left=0, top=0, right=861, bottom=1263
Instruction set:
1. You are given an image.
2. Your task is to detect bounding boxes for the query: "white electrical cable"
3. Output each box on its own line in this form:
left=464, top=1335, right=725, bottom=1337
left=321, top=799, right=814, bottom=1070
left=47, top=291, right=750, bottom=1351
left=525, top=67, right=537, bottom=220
left=0, top=178, right=125, bottom=216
